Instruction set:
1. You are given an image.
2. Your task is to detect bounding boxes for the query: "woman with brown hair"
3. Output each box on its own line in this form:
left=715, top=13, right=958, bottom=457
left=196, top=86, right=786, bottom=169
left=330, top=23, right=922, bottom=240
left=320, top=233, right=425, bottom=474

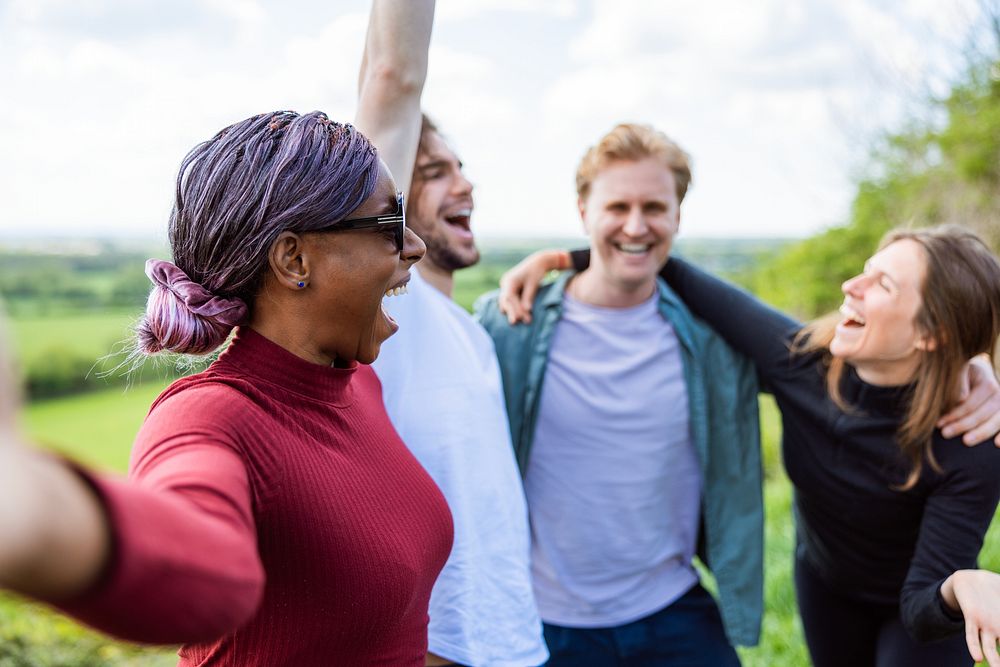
left=0, top=110, right=454, bottom=666
left=501, top=225, right=1000, bottom=666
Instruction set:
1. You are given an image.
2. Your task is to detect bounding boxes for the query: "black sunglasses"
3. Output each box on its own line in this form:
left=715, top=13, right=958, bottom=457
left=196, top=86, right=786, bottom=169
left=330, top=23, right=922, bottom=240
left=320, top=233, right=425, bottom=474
left=318, top=191, right=406, bottom=252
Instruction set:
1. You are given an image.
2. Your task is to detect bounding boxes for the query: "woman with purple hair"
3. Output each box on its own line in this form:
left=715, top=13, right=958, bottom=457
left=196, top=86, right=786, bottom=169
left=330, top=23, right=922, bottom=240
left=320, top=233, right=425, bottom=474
left=0, top=110, right=454, bottom=666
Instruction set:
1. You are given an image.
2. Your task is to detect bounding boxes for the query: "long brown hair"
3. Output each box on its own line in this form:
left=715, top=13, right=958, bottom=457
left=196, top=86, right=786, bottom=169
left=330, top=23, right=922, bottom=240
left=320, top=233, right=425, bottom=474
left=795, top=225, right=1000, bottom=489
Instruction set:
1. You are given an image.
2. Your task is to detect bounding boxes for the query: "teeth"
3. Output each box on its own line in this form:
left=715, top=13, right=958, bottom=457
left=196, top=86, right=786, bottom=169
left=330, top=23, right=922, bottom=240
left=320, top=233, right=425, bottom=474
left=384, top=284, right=409, bottom=298
left=618, top=243, right=650, bottom=254
left=839, top=303, right=866, bottom=324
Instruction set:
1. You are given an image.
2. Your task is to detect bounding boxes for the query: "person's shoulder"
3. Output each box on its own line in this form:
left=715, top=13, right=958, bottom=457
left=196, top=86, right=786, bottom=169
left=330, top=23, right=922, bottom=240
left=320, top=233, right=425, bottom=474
left=475, top=291, right=543, bottom=341
left=932, top=431, right=1000, bottom=485
left=145, top=373, right=263, bottom=438
left=475, top=279, right=563, bottom=328
left=472, top=288, right=509, bottom=334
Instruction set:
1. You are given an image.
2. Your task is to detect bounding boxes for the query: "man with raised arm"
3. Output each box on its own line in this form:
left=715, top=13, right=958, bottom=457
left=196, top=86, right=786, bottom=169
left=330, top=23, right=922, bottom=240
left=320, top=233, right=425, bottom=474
left=354, top=3, right=547, bottom=666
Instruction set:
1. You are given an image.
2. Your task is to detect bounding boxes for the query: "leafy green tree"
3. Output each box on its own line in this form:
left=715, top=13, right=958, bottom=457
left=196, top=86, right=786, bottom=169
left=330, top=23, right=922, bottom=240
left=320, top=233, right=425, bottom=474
left=750, top=40, right=1000, bottom=319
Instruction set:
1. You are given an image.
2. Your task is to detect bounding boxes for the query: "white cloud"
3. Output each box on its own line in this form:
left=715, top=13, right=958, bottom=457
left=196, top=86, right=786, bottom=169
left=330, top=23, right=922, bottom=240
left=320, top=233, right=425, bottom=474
left=205, top=0, right=266, bottom=27
left=438, top=0, right=577, bottom=21
left=0, top=0, right=987, bottom=240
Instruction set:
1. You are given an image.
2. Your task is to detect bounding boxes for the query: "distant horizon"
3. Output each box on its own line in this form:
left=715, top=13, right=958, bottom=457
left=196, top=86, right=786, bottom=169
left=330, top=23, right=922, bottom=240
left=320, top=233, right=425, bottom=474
left=0, top=231, right=805, bottom=249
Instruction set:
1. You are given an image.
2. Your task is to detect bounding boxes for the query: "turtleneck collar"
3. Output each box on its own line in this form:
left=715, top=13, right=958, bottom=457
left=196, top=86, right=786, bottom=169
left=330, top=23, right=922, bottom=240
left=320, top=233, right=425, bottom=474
left=840, top=363, right=913, bottom=417
left=214, top=327, right=358, bottom=406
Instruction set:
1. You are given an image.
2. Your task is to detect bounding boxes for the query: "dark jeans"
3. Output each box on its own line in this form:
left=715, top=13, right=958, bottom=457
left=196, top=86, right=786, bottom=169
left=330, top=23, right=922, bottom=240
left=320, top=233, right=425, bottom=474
left=795, top=555, right=970, bottom=667
left=542, top=583, right=741, bottom=667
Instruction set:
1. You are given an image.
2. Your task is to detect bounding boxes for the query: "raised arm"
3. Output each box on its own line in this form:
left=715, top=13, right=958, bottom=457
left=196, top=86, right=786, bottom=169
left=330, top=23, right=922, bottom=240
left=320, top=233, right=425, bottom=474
left=355, top=0, right=435, bottom=197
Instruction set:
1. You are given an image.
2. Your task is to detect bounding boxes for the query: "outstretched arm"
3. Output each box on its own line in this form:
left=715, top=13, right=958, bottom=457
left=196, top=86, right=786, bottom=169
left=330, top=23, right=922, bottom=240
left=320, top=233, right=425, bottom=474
left=0, top=316, right=264, bottom=643
left=0, top=317, right=110, bottom=599
left=0, top=445, right=111, bottom=599
left=355, top=0, right=436, bottom=197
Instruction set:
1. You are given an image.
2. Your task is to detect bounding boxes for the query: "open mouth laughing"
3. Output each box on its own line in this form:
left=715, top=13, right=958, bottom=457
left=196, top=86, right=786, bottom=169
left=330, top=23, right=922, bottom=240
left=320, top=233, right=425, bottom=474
left=838, top=302, right=866, bottom=328
left=444, top=209, right=472, bottom=231
left=380, top=276, right=411, bottom=331
left=615, top=242, right=653, bottom=255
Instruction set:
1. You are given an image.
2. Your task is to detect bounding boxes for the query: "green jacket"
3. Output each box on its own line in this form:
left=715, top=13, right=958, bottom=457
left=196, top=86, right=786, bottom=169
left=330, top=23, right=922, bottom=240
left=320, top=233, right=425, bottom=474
left=475, top=271, right=763, bottom=646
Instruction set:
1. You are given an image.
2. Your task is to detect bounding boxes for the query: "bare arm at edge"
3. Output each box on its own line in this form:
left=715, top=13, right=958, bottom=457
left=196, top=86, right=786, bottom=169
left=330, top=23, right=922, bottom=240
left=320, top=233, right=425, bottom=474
left=0, top=444, right=111, bottom=600
left=355, top=0, right=436, bottom=198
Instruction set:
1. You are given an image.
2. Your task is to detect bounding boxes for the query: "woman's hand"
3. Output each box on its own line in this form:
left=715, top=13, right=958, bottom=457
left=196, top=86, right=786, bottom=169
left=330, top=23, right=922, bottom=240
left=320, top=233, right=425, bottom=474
left=938, top=355, right=1000, bottom=446
left=497, top=249, right=570, bottom=325
left=941, top=569, right=1000, bottom=666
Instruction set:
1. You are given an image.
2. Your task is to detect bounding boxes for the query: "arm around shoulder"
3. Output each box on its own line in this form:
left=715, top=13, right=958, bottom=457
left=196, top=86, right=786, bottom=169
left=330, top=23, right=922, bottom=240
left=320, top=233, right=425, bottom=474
left=662, top=256, right=803, bottom=373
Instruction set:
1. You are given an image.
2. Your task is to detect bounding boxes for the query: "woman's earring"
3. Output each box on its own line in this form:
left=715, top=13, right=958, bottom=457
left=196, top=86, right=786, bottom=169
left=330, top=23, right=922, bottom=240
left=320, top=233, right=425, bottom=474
left=297, top=281, right=306, bottom=288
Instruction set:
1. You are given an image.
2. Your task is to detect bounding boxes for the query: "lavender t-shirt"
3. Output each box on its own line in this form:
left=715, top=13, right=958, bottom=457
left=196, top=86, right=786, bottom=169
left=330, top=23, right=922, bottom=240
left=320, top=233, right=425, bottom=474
left=525, top=290, right=702, bottom=627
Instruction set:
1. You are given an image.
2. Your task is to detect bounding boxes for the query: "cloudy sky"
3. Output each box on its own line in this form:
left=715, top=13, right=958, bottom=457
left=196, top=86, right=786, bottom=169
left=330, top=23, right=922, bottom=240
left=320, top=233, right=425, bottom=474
left=0, top=0, right=987, bottom=243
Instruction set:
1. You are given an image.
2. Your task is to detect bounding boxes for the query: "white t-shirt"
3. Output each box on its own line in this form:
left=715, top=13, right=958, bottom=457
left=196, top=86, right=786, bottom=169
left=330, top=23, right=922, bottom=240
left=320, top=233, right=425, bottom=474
left=372, top=268, right=548, bottom=667
left=525, top=291, right=702, bottom=627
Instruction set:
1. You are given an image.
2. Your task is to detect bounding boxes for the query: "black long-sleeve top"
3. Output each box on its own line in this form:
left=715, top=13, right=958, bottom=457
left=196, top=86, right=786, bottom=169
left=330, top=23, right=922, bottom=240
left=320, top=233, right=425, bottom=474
left=570, top=251, right=1000, bottom=641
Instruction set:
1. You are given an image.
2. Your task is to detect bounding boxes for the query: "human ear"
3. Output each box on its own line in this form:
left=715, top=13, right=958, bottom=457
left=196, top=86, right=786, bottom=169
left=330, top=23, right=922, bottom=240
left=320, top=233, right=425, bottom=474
left=267, top=232, right=310, bottom=290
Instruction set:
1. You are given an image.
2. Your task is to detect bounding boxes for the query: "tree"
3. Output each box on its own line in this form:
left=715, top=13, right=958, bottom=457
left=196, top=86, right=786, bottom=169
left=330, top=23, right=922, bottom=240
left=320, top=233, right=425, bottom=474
left=750, top=22, right=1000, bottom=318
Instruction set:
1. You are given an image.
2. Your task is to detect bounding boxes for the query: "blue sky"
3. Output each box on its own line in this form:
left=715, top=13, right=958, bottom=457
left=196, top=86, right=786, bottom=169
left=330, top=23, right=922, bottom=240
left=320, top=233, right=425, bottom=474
left=0, top=0, right=985, bottom=242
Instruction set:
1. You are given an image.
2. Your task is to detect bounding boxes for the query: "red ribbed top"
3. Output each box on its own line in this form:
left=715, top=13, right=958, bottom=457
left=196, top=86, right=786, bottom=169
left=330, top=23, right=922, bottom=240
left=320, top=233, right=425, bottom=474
left=59, top=327, right=454, bottom=666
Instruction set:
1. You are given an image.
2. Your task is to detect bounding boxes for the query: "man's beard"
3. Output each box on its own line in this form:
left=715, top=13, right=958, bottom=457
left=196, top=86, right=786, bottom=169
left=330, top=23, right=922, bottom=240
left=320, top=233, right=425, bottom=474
left=424, top=234, right=480, bottom=272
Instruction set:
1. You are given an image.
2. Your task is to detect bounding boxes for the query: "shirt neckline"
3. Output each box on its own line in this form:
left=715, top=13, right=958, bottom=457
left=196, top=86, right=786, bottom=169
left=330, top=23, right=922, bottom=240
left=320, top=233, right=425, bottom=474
left=215, top=327, right=358, bottom=405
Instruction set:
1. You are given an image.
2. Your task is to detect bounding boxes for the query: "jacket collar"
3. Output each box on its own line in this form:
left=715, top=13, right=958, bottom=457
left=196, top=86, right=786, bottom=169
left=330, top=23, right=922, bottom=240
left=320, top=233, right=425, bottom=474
left=542, top=267, right=697, bottom=354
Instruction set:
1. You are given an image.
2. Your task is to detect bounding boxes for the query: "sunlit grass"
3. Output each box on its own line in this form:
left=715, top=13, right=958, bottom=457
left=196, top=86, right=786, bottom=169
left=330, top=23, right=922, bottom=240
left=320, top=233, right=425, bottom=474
left=24, top=381, right=169, bottom=471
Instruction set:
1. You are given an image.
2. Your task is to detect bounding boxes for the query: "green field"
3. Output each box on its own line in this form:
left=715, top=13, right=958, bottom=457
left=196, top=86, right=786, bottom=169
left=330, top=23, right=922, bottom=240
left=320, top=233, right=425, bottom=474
left=7, top=308, right=183, bottom=401
left=25, top=381, right=169, bottom=471
left=8, top=311, right=138, bottom=362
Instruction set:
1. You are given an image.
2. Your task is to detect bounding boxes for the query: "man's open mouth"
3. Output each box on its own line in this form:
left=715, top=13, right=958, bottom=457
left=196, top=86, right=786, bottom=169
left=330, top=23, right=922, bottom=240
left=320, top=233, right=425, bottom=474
left=444, top=209, right=472, bottom=231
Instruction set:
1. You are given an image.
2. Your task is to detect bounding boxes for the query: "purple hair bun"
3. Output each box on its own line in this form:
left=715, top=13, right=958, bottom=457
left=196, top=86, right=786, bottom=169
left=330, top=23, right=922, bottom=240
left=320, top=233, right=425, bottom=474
left=145, top=259, right=248, bottom=327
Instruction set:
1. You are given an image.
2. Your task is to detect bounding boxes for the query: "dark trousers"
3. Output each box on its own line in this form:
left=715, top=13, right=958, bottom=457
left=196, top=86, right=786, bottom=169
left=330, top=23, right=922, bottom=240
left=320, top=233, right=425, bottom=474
left=795, top=556, right=970, bottom=667
left=542, top=583, right=741, bottom=667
